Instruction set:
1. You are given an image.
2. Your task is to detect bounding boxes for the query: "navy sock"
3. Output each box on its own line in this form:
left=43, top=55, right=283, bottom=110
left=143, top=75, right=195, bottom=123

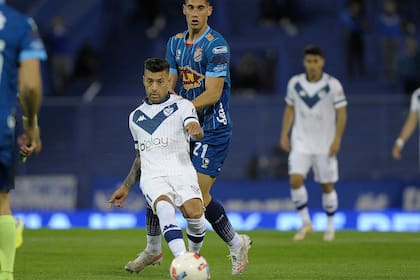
left=205, top=199, right=235, bottom=243
left=146, top=204, right=161, bottom=236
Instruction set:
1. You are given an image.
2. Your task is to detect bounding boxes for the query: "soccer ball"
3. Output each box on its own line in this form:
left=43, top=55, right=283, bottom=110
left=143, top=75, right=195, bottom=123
left=170, top=252, right=210, bottom=280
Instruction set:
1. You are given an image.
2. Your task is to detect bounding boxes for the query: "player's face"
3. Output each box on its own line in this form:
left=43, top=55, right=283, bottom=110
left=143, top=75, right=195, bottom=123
left=143, top=70, right=169, bottom=103
left=183, top=0, right=213, bottom=33
left=303, top=54, right=324, bottom=81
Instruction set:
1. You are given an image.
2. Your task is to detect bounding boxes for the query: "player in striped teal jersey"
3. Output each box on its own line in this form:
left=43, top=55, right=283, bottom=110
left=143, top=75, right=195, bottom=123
left=0, top=1, right=46, bottom=279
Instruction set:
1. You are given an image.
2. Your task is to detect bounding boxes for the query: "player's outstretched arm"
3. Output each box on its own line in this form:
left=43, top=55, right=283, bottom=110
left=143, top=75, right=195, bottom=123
left=108, top=151, right=141, bottom=208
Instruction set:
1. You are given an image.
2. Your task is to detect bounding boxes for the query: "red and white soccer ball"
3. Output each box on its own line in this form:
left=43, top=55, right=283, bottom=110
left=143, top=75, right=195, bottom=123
left=170, top=252, right=210, bottom=280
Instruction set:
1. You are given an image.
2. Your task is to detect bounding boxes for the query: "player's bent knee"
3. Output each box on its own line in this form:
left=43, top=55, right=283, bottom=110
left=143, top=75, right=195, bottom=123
left=181, top=199, right=204, bottom=218
left=321, top=183, right=334, bottom=193
left=290, top=175, right=304, bottom=188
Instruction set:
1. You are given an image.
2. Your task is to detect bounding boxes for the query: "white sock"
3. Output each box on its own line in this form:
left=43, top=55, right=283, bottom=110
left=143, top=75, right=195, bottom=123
left=156, top=200, right=186, bottom=257
left=323, top=190, right=338, bottom=231
left=186, top=215, right=206, bottom=253
left=168, top=239, right=187, bottom=257
left=145, top=235, right=162, bottom=253
left=291, top=186, right=311, bottom=224
left=227, top=233, right=242, bottom=251
left=322, top=190, right=338, bottom=213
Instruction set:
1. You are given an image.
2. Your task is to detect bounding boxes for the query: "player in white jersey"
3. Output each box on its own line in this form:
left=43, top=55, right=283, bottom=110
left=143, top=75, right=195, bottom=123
left=392, top=88, right=420, bottom=160
left=108, top=58, right=207, bottom=269
left=279, top=45, right=347, bottom=241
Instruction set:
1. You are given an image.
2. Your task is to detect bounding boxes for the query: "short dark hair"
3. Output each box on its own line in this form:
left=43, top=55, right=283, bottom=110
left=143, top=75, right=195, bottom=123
left=304, top=45, right=323, bottom=57
left=144, top=58, right=169, bottom=73
left=184, top=0, right=211, bottom=5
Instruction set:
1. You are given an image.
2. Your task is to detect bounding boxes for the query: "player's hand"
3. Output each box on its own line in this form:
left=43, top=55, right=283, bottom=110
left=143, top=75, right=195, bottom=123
left=329, top=139, right=341, bottom=157
left=280, top=136, right=290, bottom=152
left=18, top=126, right=42, bottom=157
left=108, top=185, right=130, bottom=209
left=186, top=122, right=204, bottom=140
left=392, top=145, right=402, bottom=160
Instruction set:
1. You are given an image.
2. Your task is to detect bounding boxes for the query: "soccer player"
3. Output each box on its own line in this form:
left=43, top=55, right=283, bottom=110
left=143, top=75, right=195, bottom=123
left=392, top=87, right=420, bottom=160
left=127, top=0, right=252, bottom=275
left=0, top=1, right=47, bottom=279
left=279, top=45, right=347, bottom=241
left=108, top=58, right=207, bottom=262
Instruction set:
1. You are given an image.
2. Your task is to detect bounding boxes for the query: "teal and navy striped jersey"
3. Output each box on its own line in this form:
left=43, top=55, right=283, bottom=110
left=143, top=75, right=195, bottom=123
left=166, top=26, right=232, bottom=132
left=0, top=3, right=47, bottom=129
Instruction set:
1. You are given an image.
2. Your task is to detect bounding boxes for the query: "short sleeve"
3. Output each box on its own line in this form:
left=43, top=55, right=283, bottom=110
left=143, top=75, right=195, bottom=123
left=410, top=89, right=420, bottom=113
left=19, top=17, right=47, bottom=61
left=205, top=39, right=230, bottom=78
left=166, top=36, right=178, bottom=75
left=332, top=79, right=347, bottom=108
left=285, top=77, right=295, bottom=105
left=180, top=100, right=199, bottom=127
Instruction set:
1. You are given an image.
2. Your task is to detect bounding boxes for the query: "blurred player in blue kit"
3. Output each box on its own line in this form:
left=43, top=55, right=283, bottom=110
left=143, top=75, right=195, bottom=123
left=122, top=0, right=252, bottom=276
left=279, top=45, right=347, bottom=242
left=0, top=1, right=47, bottom=279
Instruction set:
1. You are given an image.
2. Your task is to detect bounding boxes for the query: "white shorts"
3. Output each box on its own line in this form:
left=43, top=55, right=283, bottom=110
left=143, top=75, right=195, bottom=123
left=288, top=151, right=338, bottom=183
left=140, top=174, right=202, bottom=213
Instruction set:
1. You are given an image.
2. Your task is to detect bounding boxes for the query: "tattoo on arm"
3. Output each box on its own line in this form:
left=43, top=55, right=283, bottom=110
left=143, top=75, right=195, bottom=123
left=122, top=154, right=141, bottom=189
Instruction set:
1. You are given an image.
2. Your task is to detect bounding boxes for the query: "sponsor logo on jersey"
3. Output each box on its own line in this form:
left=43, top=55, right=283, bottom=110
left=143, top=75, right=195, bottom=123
left=30, top=40, right=45, bottom=50
left=216, top=103, right=228, bottom=125
left=176, top=49, right=181, bottom=60
left=201, top=157, right=210, bottom=169
left=212, top=46, right=228, bottom=54
left=205, top=33, right=214, bottom=41
left=137, top=115, right=146, bottom=122
left=163, top=106, right=175, bottom=116
left=194, top=48, right=203, bottom=62
left=179, top=66, right=204, bottom=89
left=213, top=63, right=227, bottom=73
left=139, top=137, right=169, bottom=151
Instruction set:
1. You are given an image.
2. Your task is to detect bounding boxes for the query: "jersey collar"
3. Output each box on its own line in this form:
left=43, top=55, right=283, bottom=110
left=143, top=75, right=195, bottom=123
left=184, top=26, right=211, bottom=46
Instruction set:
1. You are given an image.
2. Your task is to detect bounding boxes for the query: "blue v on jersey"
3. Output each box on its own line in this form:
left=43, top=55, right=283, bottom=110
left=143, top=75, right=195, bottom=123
left=166, top=26, right=232, bottom=133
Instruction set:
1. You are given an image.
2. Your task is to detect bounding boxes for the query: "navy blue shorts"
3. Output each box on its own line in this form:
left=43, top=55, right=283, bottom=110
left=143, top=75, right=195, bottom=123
left=190, top=129, right=231, bottom=177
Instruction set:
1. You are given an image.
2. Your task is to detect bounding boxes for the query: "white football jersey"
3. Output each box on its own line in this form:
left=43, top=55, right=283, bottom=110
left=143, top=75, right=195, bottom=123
left=410, top=88, right=420, bottom=114
left=285, top=73, right=347, bottom=154
left=129, top=94, right=199, bottom=179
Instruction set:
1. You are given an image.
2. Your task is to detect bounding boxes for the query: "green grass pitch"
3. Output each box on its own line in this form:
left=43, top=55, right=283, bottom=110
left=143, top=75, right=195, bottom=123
left=15, top=229, right=420, bottom=279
